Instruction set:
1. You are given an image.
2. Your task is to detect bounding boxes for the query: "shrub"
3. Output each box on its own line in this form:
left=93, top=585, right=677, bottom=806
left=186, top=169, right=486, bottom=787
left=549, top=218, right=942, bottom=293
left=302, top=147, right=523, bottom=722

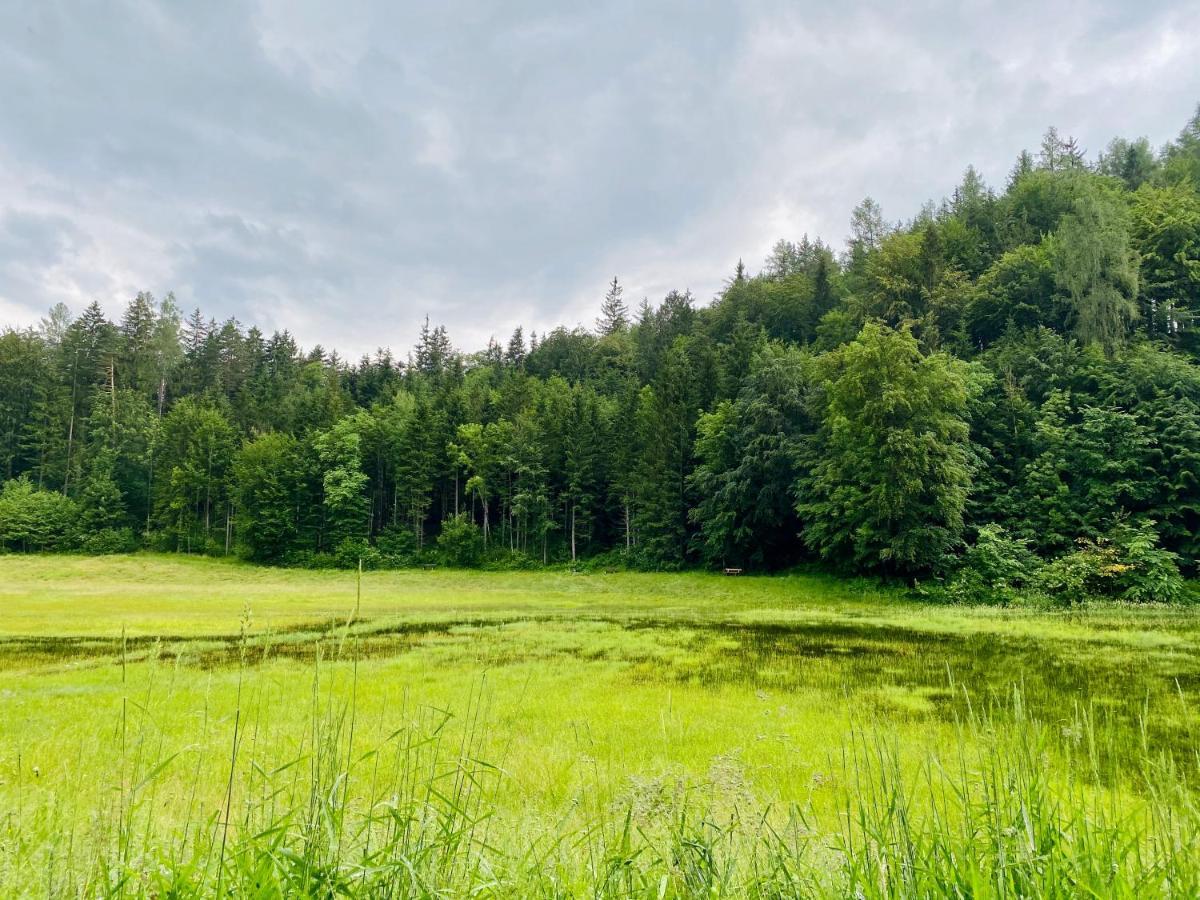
left=437, top=514, right=483, bottom=568
left=1035, top=520, right=1185, bottom=604
left=376, top=527, right=419, bottom=567
left=1034, top=543, right=1110, bottom=604
left=939, top=524, right=1039, bottom=605
left=333, top=537, right=381, bottom=570
left=573, top=548, right=636, bottom=573
left=1106, top=520, right=1186, bottom=603
left=281, top=549, right=338, bottom=569
left=478, top=548, right=543, bottom=571
left=79, top=527, right=140, bottom=555
left=0, top=478, right=79, bottom=551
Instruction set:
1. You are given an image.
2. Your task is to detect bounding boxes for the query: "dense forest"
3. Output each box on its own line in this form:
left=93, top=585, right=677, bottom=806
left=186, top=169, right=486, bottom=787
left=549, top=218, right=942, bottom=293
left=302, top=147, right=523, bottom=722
left=3, top=108, right=1200, bottom=601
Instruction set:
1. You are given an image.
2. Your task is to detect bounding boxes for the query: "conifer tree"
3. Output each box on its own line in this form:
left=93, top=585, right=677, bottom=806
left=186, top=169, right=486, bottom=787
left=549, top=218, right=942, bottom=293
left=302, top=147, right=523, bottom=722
left=596, top=277, right=628, bottom=336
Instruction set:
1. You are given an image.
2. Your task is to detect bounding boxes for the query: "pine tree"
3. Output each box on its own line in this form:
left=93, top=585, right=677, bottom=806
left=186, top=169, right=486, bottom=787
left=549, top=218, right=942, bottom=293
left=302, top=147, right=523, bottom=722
left=119, top=292, right=157, bottom=395
left=596, top=277, right=628, bottom=336
left=505, top=327, right=526, bottom=367
left=78, top=448, right=126, bottom=533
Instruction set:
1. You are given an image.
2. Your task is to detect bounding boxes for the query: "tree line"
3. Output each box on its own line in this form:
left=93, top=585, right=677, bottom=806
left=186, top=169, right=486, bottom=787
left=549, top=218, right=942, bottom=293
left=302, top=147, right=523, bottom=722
left=2, top=108, right=1200, bottom=600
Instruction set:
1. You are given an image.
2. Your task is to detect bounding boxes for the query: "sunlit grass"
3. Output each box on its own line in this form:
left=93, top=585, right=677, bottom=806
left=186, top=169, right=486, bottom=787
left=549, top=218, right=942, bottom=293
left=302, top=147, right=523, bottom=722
left=1, top=554, right=1198, bottom=896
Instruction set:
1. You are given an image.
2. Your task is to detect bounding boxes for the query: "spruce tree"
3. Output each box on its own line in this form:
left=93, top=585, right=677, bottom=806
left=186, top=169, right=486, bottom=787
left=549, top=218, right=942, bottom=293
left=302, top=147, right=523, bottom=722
left=596, top=277, right=628, bottom=336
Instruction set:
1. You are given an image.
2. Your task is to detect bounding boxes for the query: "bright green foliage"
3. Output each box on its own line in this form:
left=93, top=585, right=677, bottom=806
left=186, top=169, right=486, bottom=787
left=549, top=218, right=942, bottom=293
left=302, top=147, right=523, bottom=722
left=3, top=556, right=1199, bottom=895
left=1054, top=185, right=1140, bottom=352
left=153, top=397, right=236, bottom=551
left=313, top=415, right=371, bottom=550
left=233, top=432, right=304, bottom=561
left=0, top=477, right=78, bottom=550
left=798, top=322, right=973, bottom=574
left=1130, top=182, right=1200, bottom=347
left=437, top=512, right=483, bottom=566
left=451, top=421, right=500, bottom=548
left=1035, top=520, right=1185, bottom=603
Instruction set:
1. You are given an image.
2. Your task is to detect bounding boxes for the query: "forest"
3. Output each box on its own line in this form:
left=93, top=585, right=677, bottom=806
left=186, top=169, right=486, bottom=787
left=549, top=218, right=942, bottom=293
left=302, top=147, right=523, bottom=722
left=2, top=108, right=1200, bottom=603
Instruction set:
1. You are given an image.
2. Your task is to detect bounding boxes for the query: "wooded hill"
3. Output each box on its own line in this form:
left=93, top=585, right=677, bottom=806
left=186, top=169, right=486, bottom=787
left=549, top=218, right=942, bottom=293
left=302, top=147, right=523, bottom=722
left=2, top=108, right=1200, bottom=600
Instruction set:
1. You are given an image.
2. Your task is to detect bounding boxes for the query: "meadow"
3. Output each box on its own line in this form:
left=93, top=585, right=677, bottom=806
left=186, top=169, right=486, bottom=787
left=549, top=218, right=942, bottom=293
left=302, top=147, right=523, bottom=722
left=1, top=555, right=1198, bottom=898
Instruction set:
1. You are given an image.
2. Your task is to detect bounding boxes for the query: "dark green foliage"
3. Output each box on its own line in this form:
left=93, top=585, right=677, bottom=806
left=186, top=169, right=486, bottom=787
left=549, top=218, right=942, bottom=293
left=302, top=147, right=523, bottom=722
left=2, top=106, right=1200, bottom=599
left=689, top=345, right=813, bottom=568
left=967, top=242, right=1060, bottom=345
left=153, top=397, right=236, bottom=551
left=1130, top=182, right=1200, bottom=348
left=79, top=526, right=140, bottom=554
left=77, top=449, right=126, bottom=533
left=633, top=341, right=698, bottom=567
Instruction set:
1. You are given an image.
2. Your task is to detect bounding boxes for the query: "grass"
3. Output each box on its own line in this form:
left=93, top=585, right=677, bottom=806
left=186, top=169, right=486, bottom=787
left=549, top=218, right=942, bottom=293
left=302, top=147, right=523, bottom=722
left=1, top=553, right=1198, bottom=897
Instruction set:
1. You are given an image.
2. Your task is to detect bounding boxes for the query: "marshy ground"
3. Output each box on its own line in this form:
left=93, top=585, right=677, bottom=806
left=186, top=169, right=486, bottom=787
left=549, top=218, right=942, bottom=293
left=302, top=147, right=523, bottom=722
left=2, top=555, right=1198, bottom=896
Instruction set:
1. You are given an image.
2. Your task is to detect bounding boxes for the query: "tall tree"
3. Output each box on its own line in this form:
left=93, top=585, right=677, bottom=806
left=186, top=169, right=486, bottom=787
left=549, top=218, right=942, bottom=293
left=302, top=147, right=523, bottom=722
left=596, top=277, right=629, bottom=336
left=1054, top=185, right=1140, bottom=353
left=797, top=322, right=974, bottom=574
left=233, top=432, right=304, bottom=561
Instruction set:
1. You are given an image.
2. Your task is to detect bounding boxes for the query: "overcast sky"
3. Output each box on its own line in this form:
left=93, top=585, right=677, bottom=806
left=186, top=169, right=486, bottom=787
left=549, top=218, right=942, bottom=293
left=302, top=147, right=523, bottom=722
left=1, top=1, right=1198, bottom=358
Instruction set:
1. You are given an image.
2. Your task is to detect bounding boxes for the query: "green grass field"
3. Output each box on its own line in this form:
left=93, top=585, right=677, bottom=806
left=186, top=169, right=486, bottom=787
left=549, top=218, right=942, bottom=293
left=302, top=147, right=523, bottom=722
left=2, top=555, right=1198, bottom=897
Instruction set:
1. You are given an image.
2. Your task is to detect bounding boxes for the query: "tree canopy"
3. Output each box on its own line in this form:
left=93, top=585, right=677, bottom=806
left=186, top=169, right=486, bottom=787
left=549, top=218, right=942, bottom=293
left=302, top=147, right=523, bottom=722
left=3, top=107, right=1200, bottom=592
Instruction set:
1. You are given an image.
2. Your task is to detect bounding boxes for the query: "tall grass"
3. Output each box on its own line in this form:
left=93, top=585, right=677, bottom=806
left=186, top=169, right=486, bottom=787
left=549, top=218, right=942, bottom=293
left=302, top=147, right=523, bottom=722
left=2, top=621, right=1197, bottom=899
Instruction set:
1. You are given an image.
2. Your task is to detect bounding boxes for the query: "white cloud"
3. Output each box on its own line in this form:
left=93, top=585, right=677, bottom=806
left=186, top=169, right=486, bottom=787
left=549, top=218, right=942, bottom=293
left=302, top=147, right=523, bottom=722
left=0, top=0, right=1197, bottom=356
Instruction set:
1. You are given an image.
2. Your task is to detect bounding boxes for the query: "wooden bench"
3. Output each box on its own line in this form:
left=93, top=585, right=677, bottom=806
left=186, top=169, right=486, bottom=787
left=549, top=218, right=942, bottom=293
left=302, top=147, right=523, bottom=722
left=723, top=567, right=743, bottom=576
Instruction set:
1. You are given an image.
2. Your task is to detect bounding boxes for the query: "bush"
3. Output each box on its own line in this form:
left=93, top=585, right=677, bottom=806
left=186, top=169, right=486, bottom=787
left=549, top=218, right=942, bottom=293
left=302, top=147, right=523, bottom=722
left=1034, top=544, right=1109, bottom=604
left=939, top=524, right=1039, bottom=605
left=281, top=549, right=338, bottom=569
left=572, top=548, right=636, bottom=573
left=333, top=537, right=381, bottom=570
left=1106, top=520, right=1186, bottom=603
left=478, top=548, right=544, bottom=571
left=0, top=478, right=79, bottom=551
left=80, top=527, right=141, bottom=555
left=1035, top=520, right=1185, bottom=604
left=376, top=527, right=419, bottom=567
left=437, top=514, right=483, bottom=568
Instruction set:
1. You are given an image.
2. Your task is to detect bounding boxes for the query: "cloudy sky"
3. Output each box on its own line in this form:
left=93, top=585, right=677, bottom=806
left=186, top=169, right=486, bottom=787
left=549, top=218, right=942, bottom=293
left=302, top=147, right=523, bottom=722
left=1, top=1, right=1198, bottom=358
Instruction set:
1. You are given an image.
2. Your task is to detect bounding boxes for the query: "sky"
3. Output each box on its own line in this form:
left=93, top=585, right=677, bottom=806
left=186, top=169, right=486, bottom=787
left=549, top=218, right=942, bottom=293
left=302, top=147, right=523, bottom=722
left=1, top=1, right=1199, bottom=359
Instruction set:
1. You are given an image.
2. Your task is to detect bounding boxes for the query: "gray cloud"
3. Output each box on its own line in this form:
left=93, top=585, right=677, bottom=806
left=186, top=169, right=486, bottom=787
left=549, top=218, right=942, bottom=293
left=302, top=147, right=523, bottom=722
left=1, top=0, right=1198, bottom=355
